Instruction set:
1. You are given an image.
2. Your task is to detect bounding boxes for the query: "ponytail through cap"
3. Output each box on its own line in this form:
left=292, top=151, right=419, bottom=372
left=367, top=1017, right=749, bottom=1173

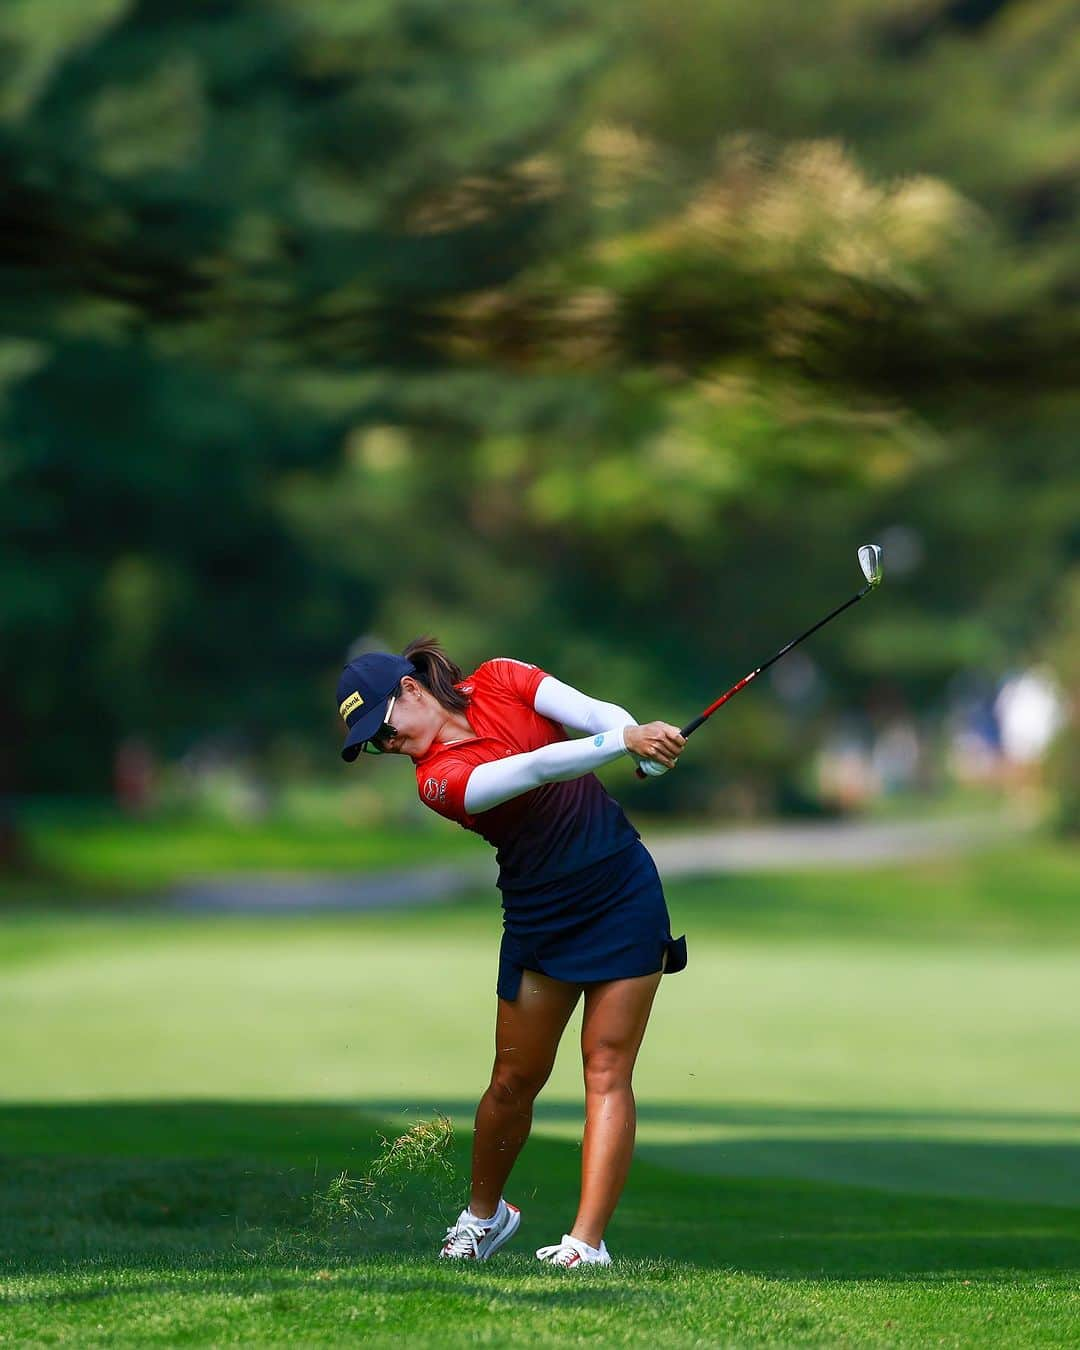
left=401, top=636, right=470, bottom=714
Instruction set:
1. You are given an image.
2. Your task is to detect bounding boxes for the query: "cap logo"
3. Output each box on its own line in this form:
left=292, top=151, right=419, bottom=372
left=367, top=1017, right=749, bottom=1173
left=339, top=691, right=364, bottom=721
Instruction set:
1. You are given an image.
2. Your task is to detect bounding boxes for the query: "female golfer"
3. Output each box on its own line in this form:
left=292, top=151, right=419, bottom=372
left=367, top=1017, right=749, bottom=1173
left=337, top=637, right=687, bottom=1268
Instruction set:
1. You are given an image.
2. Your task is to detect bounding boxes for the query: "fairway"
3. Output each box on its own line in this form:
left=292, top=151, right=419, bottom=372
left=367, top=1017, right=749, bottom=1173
left=2, top=849, right=1079, bottom=1345
left=8, top=0, right=1080, bottom=1342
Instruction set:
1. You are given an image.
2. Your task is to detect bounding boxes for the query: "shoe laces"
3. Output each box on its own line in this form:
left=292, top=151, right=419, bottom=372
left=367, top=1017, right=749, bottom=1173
left=442, top=1218, right=490, bottom=1259
left=536, top=1238, right=587, bottom=1267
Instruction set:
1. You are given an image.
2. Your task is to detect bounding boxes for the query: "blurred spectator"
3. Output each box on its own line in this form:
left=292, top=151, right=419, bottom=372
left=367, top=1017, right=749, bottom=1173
left=871, top=719, right=922, bottom=794
left=993, top=666, right=1067, bottom=801
left=994, top=668, right=1067, bottom=766
left=177, top=737, right=270, bottom=822
left=946, top=665, right=1066, bottom=798
left=113, top=737, right=158, bottom=816
left=817, top=723, right=875, bottom=809
left=946, top=673, right=1003, bottom=787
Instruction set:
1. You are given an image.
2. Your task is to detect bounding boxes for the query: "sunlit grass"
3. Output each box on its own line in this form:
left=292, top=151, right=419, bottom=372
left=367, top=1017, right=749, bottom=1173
left=1, top=844, right=1078, bottom=1343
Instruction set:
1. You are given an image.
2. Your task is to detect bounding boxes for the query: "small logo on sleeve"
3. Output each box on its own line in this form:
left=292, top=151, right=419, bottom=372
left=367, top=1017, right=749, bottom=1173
left=423, top=778, right=439, bottom=801
left=593, top=734, right=605, bottom=747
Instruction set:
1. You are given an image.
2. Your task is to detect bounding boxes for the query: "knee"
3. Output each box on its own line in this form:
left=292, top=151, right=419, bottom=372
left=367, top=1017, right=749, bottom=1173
left=488, top=1058, right=550, bottom=1106
left=582, top=1043, right=633, bottom=1098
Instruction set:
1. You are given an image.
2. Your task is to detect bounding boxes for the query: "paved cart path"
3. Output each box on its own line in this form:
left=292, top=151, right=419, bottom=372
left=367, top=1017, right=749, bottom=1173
left=170, top=809, right=1030, bottom=913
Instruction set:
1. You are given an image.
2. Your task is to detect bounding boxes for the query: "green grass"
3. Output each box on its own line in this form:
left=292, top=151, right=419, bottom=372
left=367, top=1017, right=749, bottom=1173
left=2, top=843, right=1079, bottom=1344
left=669, top=840, right=1080, bottom=943
left=12, top=801, right=486, bottom=897
left=4, top=1106, right=1078, bottom=1346
left=7, top=797, right=774, bottom=900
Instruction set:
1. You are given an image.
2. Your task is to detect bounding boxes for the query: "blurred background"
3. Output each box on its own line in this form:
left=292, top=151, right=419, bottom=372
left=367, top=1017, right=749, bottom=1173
left=2, top=4, right=1080, bottom=1332
left=2, top=0, right=1078, bottom=888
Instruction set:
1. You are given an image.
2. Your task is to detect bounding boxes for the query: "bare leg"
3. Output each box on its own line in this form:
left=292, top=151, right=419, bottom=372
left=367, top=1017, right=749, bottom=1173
left=469, top=970, right=581, bottom=1219
left=571, top=972, right=662, bottom=1249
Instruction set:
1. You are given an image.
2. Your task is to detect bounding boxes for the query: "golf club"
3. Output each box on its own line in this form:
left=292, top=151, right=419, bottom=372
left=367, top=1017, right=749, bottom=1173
left=636, top=544, right=884, bottom=778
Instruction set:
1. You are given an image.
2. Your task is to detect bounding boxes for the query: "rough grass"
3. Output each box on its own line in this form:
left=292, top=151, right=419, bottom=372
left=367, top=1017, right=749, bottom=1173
left=1, top=843, right=1078, bottom=1344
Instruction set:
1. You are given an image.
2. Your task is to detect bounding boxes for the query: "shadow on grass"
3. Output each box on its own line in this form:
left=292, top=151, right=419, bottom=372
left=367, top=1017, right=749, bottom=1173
left=1, top=1102, right=1078, bottom=1286
left=365, top=1097, right=1080, bottom=1207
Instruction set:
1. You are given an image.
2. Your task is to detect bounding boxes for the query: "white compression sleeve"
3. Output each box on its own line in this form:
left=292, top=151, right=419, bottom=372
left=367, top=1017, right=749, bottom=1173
left=462, top=728, right=631, bottom=814
left=531, top=673, right=669, bottom=776
left=532, top=675, right=637, bottom=737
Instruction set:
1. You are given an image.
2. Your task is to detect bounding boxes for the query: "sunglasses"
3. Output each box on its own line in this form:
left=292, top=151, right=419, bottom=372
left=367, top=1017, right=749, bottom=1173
left=362, top=694, right=398, bottom=755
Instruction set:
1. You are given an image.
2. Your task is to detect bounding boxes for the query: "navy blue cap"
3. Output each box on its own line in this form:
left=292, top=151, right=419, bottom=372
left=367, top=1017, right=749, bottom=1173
left=337, top=652, right=416, bottom=762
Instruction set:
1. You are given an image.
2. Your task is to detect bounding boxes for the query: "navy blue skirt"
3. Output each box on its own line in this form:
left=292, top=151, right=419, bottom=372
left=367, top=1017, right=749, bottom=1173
left=496, top=840, right=687, bottom=1002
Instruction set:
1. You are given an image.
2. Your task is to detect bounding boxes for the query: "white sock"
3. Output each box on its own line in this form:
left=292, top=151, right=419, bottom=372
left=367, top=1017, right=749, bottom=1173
left=467, top=1198, right=504, bottom=1225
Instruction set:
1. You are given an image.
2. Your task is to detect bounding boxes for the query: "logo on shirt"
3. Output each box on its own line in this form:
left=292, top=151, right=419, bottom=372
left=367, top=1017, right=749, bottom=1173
left=423, top=778, right=439, bottom=801
left=593, top=734, right=605, bottom=747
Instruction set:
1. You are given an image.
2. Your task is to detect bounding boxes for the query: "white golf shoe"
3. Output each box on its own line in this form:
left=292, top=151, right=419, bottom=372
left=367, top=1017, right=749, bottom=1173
left=535, top=1234, right=612, bottom=1268
left=439, top=1199, right=521, bottom=1260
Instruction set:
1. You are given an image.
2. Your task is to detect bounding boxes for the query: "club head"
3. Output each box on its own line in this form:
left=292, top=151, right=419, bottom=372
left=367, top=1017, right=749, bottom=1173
left=858, top=543, right=883, bottom=589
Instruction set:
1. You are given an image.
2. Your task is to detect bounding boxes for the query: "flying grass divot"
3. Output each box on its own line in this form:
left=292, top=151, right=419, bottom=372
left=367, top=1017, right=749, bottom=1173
left=265, top=1114, right=456, bottom=1259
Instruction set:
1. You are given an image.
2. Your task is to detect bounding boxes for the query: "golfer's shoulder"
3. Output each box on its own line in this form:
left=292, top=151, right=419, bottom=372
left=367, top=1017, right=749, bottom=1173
left=468, top=656, right=548, bottom=702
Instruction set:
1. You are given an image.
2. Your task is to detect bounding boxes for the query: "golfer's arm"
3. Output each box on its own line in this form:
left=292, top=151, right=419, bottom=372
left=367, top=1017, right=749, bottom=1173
left=463, top=730, right=631, bottom=813
left=533, top=675, right=637, bottom=737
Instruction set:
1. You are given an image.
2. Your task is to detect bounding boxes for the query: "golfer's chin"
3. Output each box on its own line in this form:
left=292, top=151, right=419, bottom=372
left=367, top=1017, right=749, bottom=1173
left=390, top=734, right=433, bottom=761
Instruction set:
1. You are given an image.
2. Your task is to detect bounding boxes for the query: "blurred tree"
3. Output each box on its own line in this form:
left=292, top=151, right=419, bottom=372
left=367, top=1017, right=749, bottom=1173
left=1045, top=571, right=1080, bottom=836
left=0, top=0, right=1077, bottom=824
left=0, top=0, right=603, bottom=793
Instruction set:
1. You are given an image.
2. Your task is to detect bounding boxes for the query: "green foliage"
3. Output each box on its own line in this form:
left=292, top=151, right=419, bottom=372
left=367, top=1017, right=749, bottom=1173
left=1, top=0, right=1077, bottom=807
left=1045, top=571, right=1080, bottom=836
left=1, top=0, right=599, bottom=792
left=15, top=805, right=483, bottom=895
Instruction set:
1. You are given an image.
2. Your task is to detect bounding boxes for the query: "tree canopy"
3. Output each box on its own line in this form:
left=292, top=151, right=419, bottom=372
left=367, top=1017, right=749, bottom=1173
left=1, top=0, right=1077, bottom=808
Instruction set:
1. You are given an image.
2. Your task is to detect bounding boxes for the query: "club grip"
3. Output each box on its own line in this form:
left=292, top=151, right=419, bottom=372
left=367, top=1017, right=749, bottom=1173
left=634, top=713, right=703, bottom=779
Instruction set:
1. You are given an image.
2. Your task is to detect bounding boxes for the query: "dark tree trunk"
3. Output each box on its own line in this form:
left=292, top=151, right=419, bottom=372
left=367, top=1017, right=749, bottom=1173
left=0, top=809, right=23, bottom=870
left=0, top=685, right=26, bottom=871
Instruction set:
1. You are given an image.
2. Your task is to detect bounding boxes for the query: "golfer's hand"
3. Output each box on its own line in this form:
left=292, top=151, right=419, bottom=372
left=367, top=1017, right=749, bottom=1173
left=624, top=722, right=686, bottom=771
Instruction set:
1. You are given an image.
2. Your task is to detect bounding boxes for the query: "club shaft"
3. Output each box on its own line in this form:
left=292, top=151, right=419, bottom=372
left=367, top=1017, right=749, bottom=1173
left=634, top=582, right=874, bottom=778
left=681, top=584, right=870, bottom=738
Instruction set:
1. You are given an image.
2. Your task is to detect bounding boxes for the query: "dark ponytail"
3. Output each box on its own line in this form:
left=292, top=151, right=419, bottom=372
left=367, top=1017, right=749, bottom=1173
left=402, top=636, right=470, bottom=713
